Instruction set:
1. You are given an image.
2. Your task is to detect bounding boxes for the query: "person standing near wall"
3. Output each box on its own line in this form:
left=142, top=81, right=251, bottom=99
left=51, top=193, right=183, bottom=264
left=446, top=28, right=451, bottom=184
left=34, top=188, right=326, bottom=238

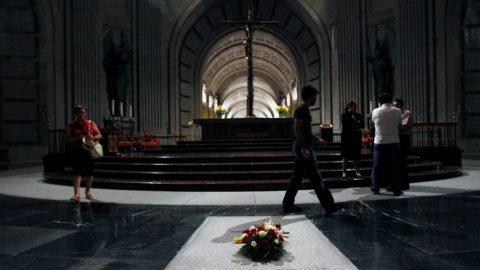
left=341, top=100, right=365, bottom=178
left=65, top=105, right=102, bottom=202
left=371, top=93, right=403, bottom=196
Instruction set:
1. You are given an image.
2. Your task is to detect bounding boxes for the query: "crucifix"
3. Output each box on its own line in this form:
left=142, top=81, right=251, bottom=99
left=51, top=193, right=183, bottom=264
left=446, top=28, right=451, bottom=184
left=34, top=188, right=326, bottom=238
left=222, top=7, right=279, bottom=117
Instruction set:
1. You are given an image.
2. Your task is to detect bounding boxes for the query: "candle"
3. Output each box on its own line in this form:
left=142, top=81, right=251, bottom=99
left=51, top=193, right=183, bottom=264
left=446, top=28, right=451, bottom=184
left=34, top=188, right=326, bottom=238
left=112, top=99, right=115, bottom=116
left=120, top=102, right=123, bottom=117
left=369, top=101, right=373, bottom=113
left=129, top=105, right=132, bottom=118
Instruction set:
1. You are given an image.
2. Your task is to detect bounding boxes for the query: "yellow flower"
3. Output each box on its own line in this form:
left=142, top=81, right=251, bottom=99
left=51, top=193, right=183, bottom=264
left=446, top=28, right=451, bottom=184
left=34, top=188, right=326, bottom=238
left=215, top=105, right=228, bottom=114
left=188, top=121, right=193, bottom=126
left=275, top=105, right=288, bottom=113
left=234, top=237, right=243, bottom=244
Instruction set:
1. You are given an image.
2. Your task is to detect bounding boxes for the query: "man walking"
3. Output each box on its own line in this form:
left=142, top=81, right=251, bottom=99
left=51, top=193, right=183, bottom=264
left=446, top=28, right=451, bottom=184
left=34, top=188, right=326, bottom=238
left=282, top=85, right=346, bottom=214
left=371, top=93, right=403, bottom=195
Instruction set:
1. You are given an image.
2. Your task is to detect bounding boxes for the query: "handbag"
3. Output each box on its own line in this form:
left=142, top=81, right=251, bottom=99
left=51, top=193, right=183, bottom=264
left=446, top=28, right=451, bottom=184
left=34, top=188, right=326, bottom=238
left=82, top=120, right=104, bottom=159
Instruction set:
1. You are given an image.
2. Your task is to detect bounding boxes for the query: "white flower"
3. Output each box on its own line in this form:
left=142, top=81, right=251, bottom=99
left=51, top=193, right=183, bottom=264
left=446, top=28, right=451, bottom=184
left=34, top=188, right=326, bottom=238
left=275, top=238, right=280, bottom=244
left=277, top=230, right=283, bottom=235
left=251, top=241, right=257, bottom=247
left=266, top=224, right=275, bottom=230
left=259, top=231, right=267, bottom=237
left=250, top=226, right=256, bottom=230
left=241, top=233, right=248, bottom=238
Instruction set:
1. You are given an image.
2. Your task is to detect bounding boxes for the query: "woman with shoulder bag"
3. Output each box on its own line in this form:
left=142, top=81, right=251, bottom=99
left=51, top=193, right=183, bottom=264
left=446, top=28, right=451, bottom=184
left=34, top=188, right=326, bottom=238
left=65, top=105, right=102, bottom=202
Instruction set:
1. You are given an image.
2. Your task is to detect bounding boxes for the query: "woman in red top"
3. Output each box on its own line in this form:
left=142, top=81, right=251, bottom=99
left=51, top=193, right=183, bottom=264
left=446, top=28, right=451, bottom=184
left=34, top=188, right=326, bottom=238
left=65, top=105, right=102, bottom=202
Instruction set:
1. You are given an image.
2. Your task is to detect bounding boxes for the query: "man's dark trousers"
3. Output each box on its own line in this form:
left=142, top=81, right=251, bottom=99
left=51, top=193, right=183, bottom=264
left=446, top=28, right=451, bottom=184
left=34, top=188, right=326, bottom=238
left=283, top=147, right=335, bottom=211
left=399, top=134, right=411, bottom=190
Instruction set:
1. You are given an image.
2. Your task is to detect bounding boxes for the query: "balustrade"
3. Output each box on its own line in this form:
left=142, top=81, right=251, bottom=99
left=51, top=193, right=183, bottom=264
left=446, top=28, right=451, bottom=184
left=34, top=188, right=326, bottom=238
left=317, top=122, right=457, bottom=148
left=47, top=128, right=189, bottom=154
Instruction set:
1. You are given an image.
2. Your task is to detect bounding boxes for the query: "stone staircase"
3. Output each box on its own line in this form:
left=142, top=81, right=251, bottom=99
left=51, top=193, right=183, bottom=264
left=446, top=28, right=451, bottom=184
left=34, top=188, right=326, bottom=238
left=44, top=139, right=463, bottom=191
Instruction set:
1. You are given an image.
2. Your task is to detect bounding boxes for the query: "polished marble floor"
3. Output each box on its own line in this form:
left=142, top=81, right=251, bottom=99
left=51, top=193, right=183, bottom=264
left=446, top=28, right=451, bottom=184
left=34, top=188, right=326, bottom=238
left=0, top=161, right=479, bottom=269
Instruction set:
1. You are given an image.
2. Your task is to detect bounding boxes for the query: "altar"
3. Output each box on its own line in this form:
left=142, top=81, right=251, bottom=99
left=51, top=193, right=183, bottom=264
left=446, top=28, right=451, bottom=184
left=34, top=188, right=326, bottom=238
left=193, top=118, right=294, bottom=140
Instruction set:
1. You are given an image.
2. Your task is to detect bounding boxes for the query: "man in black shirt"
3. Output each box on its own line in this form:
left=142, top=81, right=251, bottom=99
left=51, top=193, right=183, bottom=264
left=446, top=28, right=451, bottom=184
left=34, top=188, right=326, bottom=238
left=282, top=85, right=346, bottom=214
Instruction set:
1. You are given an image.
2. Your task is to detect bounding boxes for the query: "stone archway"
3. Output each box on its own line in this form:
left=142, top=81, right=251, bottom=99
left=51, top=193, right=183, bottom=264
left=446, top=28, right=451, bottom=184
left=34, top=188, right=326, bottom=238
left=201, top=30, right=297, bottom=118
left=171, top=0, right=331, bottom=134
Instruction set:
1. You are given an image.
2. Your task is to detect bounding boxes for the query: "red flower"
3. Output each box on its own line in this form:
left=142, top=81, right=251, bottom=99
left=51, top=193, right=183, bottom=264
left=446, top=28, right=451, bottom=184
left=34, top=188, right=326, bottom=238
left=268, top=229, right=276, bottom=236
left=251, top=229, right=256, bottom=234
left=263, top=240, right=270, bottom=248
left=248, top=231, right=254, bottom=237
left=242, top=236, right=248, bottom=243
left=257, top=226, right=264, bottom=231
left=279, top=235, right=284, bottom=242
left=242, top=229, right=249, bottom=233
left=275, top=224, right=281, bottom=229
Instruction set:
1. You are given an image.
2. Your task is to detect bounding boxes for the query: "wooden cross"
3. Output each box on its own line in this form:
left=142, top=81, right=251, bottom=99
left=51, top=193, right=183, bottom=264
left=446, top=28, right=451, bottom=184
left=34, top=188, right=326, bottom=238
left=222, top=7, right=279, bottom=117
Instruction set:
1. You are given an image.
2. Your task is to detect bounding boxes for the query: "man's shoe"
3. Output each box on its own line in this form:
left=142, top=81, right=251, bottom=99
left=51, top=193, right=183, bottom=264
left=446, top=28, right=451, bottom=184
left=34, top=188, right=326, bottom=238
left=372, top=190, right=380, bottom=195
left=326, top=203, right=346, bottom=215
left=393, top=191, right=404, bottom=196
left=385, top=186, right=393, bottom=192
left=283, top=205, right=303, bottom=213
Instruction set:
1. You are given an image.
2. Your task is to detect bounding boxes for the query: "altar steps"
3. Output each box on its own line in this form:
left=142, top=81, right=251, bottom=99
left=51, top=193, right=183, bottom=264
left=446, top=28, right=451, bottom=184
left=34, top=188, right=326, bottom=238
left=154, top=139, right=334, bottom=152
left=153, top=143, right=335, bottom=153
left=44, top=141, right=462, bottom=191
left=43, top=138, right=463, bottom=191
left=91, top=156, right=429, bottom=173
left=64, top=162, right=440, bottom=181
left=44, top=163, right=462, bottom=191
left=104, top=150, right=347, bottom=163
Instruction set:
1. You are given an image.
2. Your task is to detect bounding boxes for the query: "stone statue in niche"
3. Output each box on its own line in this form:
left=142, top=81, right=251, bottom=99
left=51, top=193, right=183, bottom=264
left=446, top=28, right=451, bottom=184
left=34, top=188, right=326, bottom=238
left=366, top=24, right=396, bottom=105
left=103, top=30, right=132, bottom=117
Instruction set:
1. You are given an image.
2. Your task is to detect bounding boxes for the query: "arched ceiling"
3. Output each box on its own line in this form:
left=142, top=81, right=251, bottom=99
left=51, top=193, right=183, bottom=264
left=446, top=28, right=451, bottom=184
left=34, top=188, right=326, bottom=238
left=174, top=0, right=326, bottom=124
left=221, top=78, right=279, bottom=118
left=200, top=30, right=299, bottom=117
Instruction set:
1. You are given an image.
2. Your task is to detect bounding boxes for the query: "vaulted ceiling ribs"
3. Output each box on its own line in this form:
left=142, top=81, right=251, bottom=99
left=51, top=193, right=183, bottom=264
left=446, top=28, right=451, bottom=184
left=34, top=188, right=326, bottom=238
left=177, top=0, right=322, bottom=119
left=200, top=31, right=298, bottom=116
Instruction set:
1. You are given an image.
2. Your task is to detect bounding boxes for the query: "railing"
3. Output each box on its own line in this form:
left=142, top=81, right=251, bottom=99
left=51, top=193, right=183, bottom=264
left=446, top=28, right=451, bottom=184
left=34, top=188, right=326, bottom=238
left=317, top=122, right=457, bottom=148
left=47, top=128, right=190, bottom=154
left=144, top=134, right=189, bottom=145
left=47, top=129, right=67, bottom=154
left=49, top=122, right=457, bottom=154
left=412, top=122, right=457, bottom=147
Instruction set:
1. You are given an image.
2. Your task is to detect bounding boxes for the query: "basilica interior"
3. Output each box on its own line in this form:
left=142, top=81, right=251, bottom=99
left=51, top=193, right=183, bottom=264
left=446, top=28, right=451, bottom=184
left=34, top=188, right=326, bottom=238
left=0, top=1, right=480, bottom=269
left=0, top=0, right=479, bottom=164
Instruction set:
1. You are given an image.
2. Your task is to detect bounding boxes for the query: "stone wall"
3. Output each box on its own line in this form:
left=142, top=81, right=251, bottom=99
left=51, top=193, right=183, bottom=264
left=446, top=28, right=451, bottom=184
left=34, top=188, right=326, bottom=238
left=0, top=0, right=478, bottom=165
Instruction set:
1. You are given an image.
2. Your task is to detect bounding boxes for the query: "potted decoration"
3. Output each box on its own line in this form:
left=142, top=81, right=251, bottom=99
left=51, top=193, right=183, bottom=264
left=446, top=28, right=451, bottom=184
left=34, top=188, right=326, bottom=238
left=275, top=105, right=288, bottom=117
left=214, top=105, right=228, bottom=118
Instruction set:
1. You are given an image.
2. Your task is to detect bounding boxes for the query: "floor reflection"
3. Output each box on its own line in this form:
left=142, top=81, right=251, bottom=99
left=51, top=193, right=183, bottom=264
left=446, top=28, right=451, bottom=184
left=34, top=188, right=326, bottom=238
left=0, top=191, right=479, bottom=269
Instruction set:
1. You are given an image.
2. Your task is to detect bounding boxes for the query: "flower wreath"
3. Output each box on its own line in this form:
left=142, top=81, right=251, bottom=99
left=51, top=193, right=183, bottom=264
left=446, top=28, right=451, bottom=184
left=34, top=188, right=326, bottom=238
left=234, top=218, right=286, bottom=261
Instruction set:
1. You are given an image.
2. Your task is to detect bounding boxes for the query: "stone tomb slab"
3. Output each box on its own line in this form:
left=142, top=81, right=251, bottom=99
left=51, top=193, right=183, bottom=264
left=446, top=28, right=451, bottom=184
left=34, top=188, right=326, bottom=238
left=166, top=215, right=358, bottom=270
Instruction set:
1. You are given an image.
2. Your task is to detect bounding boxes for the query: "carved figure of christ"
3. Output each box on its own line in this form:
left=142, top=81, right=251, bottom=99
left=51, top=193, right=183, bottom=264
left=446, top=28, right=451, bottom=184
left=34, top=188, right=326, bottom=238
left=221, top=7, right=279, bottom=117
